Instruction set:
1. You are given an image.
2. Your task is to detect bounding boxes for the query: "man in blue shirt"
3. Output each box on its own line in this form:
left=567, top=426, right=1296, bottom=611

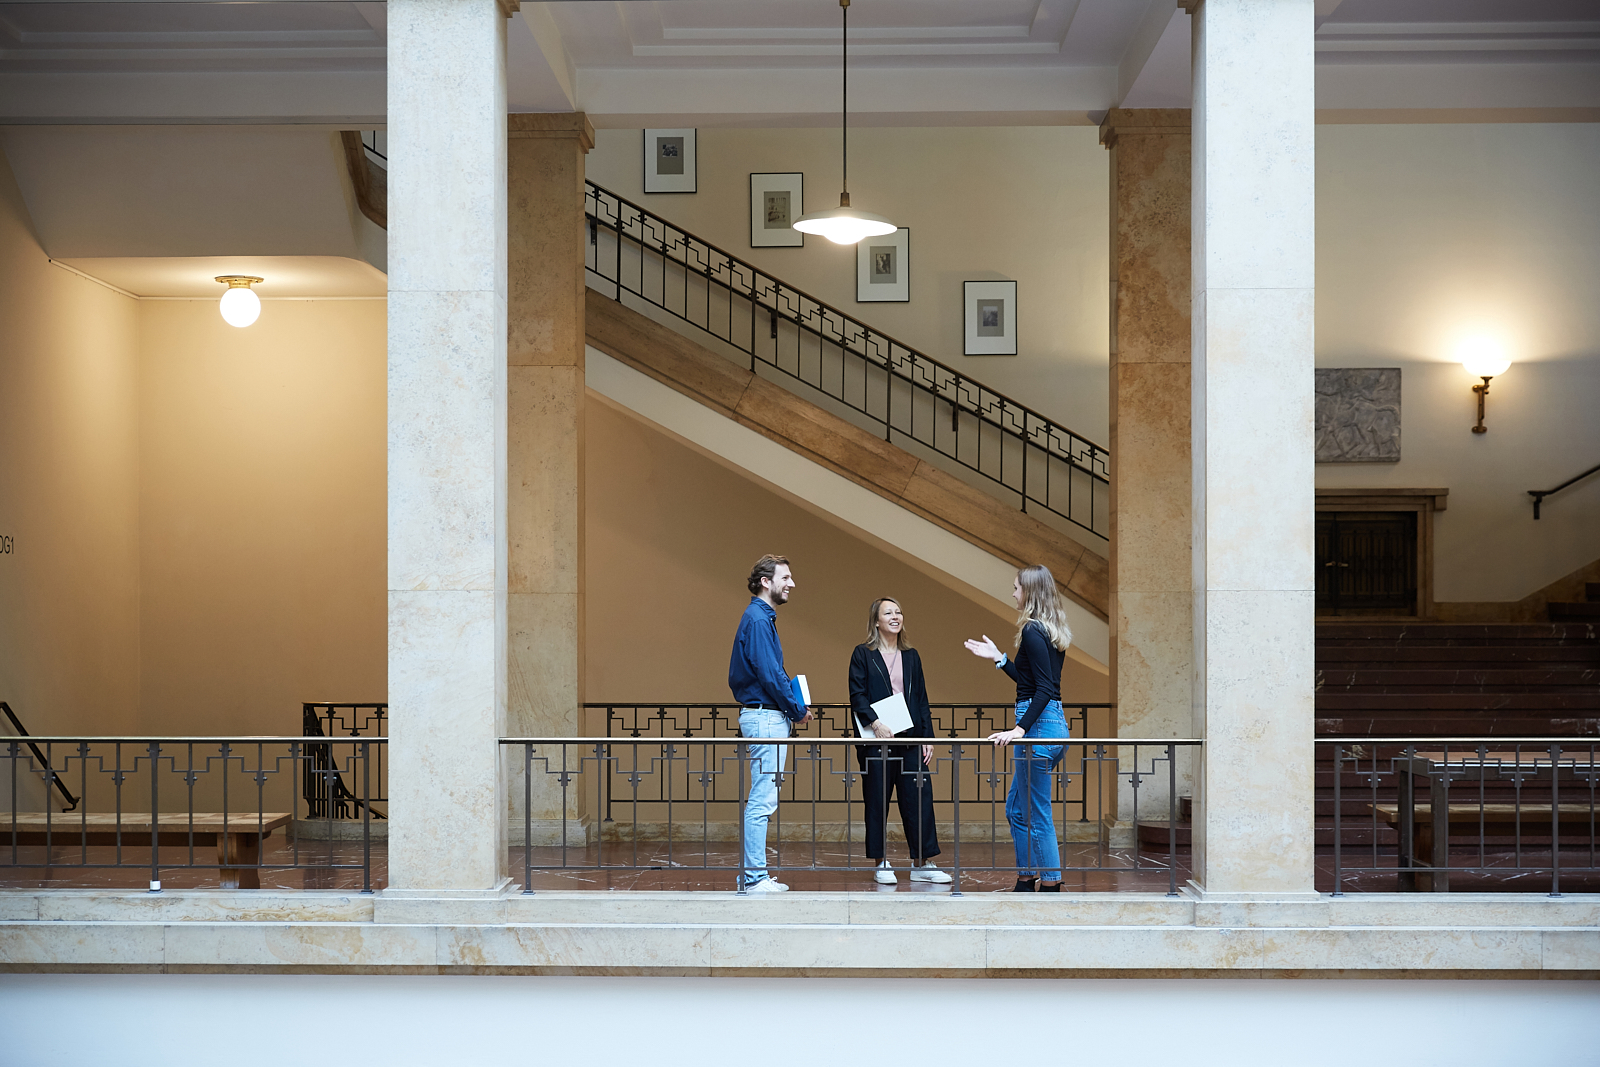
left=729, top=554, right=812, bottom=892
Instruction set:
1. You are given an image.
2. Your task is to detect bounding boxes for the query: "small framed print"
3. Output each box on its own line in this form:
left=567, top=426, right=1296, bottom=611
left=963, top=280, right=1018, bottom=356
left=643, top=129, right=697, bottom=193
left=856, top=227, right=909, bottom=302
left=750, top=172, right=804, bottom=247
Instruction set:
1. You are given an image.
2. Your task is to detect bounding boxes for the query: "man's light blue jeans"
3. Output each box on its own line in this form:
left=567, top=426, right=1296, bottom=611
left=739, top=707, right=790, bottom=888
left=1006, top=699, right=1068, bottom=881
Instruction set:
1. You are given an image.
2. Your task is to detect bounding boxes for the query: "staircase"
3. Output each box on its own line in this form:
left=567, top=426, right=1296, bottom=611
left=1314, top=622, right=1600, bottom=738
left=1547, top=583, right=1600, bottom=623
left=583, top=181, right=1110, bottom=619
left=587, top=291, right=1109, bottom=618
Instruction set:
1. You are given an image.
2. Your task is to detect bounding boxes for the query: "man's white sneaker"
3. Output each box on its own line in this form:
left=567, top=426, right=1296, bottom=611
left=910, top=862, right=952, bottom=883
left=744, top=878, right=789, bottom=893
left=873, top=861, right=897, bottom=884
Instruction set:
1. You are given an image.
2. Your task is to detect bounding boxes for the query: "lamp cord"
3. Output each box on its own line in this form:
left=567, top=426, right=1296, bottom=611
left=841, top=0, right=849, bottom=199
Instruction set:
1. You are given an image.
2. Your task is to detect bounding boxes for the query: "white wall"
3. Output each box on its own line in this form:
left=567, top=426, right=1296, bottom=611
left=1316, top=123, right=1600, bottom=603
left=585, top=126, right=1112, bottom=447
left=5, top=974, right=1597, bottom=1066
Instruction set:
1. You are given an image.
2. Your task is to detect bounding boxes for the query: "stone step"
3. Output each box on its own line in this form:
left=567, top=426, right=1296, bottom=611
left=1315, top=623, right=1599, bottom=642
left=1316, top=646, right=1600, bottom=666
left=1318, top=667, right=1599, bottom=690
left=1315, top=716, right=1600, bottom=737
left=1548, top=602, right=1600, bottom=622
left=1315, top=692, right=1600, bottom=711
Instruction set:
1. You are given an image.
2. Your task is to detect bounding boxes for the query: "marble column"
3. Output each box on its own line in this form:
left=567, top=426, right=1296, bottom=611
left=1099, top=110, right=1193, bottom=844
left=385, top=0, right=511, bottom=895
left=506, top=113, right=593, bottom=844
left=1189, top=0, right=1317, bottom=896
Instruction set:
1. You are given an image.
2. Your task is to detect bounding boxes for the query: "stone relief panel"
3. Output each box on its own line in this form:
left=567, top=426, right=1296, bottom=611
left=1315, top=368, right=1401, bottom=463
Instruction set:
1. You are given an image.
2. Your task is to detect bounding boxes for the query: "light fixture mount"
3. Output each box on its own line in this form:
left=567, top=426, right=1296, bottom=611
left=791, top=0, right=898, bottom=246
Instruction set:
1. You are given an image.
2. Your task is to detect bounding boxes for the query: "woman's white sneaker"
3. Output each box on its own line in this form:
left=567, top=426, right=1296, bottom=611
left=873, top=861, right=897, bottom=884
left=910, top=862, right=952, bottom=883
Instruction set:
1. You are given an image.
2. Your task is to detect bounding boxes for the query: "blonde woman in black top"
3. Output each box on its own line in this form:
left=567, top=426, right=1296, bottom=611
left=848, top=597, right=951, bottom=885
left=964, top=564, right=1072, bottom=891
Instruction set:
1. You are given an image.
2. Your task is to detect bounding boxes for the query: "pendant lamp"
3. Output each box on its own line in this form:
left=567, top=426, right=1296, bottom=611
left=792, top=0, right=897, bottom=245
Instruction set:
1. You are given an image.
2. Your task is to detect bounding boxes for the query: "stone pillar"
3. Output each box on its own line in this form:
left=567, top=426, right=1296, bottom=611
left=1189, top=0, right=1317, bottom=897
left=506, top=113, right=593, bottom=844
left=1100, top=110, right=1193, bottom=844
left=385, top=0, right=511, bottom=896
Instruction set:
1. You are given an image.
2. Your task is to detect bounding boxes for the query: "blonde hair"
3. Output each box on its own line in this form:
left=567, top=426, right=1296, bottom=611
left=864, top=597, right=914, bottom=651
left=1013, top=564, right=1072, bottom=652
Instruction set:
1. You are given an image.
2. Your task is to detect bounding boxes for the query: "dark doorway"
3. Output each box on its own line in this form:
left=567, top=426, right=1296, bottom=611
left=1315, top=511, right=1418, bottom=616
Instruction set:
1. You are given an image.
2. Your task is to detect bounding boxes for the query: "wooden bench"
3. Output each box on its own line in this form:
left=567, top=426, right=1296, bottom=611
left=3, top=812, right=292, bottom=888
left=1371, top=802, right=1596, bottom=892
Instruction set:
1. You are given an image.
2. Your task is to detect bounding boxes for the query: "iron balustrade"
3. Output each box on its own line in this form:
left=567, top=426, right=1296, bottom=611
left=1528, top=461, right=1600, bottom=519
left=1, top=701, right=78, bottom=811
left=1, top=736, right=382, bottom=893
left=584, top=181, right=1110, bottom=541
left=586, top=701, right=1112, bottom=824
left=1320, top=738, right=1600, bottom=896
left=504, top=734, right=1196, bottom=896
left=302, top=702, right=388, bottom=819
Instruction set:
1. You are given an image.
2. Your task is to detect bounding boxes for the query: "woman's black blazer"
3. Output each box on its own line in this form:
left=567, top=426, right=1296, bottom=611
left=847, top=644, right=935, bottom=739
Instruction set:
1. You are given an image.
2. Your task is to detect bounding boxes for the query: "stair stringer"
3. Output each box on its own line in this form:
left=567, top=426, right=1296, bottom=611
left=584, top=303, right=1111, bottom=670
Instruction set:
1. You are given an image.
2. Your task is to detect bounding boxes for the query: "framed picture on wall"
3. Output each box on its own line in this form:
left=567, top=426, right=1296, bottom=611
left=749, top=172, right=804, bottom=247
left=643, top=129, right=697, bottom=193
left=963, top=280, right=1018, bottom=355
left=856, top=227, right=909, bottom=302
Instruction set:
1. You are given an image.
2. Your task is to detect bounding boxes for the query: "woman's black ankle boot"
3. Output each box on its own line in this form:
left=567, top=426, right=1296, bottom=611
left=1039, top=882, right=1061, bottom=892
left=1012, top=877, right=1037, bottom=892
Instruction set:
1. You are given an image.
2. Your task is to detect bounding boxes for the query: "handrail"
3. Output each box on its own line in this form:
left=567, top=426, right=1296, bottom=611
left=1529, top=462, right=1600, bottom=519
left=584, top=181, right=1110, bottom=540
left=0, top=701, right=79, bottom=811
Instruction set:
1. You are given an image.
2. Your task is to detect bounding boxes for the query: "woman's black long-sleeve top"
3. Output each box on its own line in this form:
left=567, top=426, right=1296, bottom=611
left=847, top=644, right=935, bottom=740
left=999, top=621, right=1066, bottom=732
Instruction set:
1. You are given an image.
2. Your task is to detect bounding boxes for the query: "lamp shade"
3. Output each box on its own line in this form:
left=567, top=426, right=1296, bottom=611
left=791, top=206, right=897, bottom=246
left=1457, top=338, right=1510, bottom=378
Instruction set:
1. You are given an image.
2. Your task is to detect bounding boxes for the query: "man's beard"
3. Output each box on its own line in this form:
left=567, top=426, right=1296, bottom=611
left=774, top=588, right=790, bottom=604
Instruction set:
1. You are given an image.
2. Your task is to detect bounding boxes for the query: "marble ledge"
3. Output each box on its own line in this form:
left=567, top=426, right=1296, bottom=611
left=1, top=920, right=1596, bottom=977
left=3, top=890, right=1597, bottom=931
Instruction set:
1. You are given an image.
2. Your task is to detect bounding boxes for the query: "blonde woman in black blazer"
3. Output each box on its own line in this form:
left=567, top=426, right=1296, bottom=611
left=847, top=597, right=951, bottom=885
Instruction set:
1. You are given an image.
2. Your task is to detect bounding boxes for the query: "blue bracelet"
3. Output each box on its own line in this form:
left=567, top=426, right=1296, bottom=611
left=994, top=654, right=1007, bottom=669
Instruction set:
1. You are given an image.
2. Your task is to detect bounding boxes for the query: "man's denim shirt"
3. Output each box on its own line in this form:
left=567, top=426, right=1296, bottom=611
left=728, top=597, right=805, bottom=721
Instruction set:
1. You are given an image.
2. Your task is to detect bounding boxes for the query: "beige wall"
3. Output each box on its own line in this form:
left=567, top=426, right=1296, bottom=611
left=585, top=126, right=1112, bottom=446
left=1315, top=123, right=1600, bottom=603
left=135, top=299, right=387, bottom=734
left=583, top=400, right=1109, bottom=719
left=0, top=150, right=142, bottom=736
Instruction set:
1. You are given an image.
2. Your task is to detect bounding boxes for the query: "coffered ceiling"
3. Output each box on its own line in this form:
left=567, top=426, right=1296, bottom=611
left=0, top=0, right=1595, bottom=125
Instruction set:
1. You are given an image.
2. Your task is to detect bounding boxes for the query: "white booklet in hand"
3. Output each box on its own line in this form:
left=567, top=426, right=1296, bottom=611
left=856, top=691, right=914, bottom=738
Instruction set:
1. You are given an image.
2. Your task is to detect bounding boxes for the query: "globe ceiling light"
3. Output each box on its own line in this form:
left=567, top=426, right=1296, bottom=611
left=215, top=275, right=264, bottom=328
left=791, top=0, right=897, bottom=246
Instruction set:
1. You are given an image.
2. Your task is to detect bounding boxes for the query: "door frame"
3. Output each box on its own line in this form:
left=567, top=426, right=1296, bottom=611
left=1314, top=488, right=1448, bottom=620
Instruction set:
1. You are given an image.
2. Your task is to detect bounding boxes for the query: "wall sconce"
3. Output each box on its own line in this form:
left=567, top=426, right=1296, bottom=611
left=1458, top=340, right=1510, bottom=435
left=215, top=275, right=263, bottom=328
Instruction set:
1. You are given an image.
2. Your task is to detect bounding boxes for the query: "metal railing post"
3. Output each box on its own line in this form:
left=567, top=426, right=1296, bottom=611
left=147, top=740, right=160, bottom=892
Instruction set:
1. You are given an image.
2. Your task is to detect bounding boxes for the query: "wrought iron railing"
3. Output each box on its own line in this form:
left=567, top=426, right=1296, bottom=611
left=1, top=701, right=78, bottom=811
left=1, top=736, right=382, bottom=892
left=1320, top=738, right=1599, bottom=896
left=505, top=732, right=1192, bottom=896
left=584, top=182, right=1110, bottom=541
left=302, top=702, right=387, bottom=819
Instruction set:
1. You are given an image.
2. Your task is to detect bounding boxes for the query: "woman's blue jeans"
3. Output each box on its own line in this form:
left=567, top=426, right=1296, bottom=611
left=1006, top=700, right=1068, bottom=881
